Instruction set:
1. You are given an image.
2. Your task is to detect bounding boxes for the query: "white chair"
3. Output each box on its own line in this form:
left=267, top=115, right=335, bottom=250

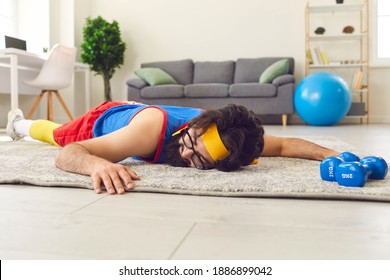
left=25, top=44, right=76, bottom=121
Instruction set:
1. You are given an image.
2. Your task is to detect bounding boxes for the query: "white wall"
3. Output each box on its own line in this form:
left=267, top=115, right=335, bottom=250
left=75, top=0, right=307, bottom=104
left=16, top=0, right=50, bottom=54
left=369, top=67, right=390, bottom=123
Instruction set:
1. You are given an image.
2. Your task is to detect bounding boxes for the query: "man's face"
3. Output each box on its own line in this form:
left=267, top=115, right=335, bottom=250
left=164, top=128, right=216, bottom=169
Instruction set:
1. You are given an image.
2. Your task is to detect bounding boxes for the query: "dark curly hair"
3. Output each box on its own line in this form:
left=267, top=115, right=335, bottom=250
left=187, top=104, right=264, bottom=172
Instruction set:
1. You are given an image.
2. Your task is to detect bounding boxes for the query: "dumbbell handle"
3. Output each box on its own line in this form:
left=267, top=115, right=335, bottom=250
left=339, top=151, right=360, bottom=162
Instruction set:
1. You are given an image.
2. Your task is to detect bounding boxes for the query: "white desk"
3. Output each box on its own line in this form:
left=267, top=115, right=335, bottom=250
left=0, top=48, right=90, bottom=112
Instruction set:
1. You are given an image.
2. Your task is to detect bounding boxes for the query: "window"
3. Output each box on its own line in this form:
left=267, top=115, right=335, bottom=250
left=372, top=0, right=390, bottom=65
left=0, top=0, right=16, bottom=48
left=0, top=0, right=16, bottom=37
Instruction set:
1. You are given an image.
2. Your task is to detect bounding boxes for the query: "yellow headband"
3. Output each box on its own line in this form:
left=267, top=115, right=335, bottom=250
left=201, top=123, right=229, bottom=161
left=172, top=123, right=229, bottom=161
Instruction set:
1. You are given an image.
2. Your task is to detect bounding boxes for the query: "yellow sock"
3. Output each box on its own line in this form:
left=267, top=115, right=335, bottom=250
left=30, top=120, right=62, bottom=146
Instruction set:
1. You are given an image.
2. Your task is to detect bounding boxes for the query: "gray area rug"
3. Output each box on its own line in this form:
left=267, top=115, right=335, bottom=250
left=0, top=137, right=389, bottom=202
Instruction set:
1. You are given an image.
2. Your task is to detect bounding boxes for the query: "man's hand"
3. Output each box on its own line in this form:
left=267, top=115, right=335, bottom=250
left=91, top=162, right=140, bottom=194
left=55, top=143, right=141, bottom=195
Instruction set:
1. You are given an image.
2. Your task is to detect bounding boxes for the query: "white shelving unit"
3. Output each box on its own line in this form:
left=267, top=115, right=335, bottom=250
left=305, top=0, right=370, bottom=123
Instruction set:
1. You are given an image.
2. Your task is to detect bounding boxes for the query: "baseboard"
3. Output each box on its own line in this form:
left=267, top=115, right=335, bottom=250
left=368, top=116, right=390, bottom=124
left=262, top=114, right=390, bottom=125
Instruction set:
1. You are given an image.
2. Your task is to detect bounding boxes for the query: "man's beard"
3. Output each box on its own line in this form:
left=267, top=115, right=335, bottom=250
left=164, top=135, right=189, bottom=167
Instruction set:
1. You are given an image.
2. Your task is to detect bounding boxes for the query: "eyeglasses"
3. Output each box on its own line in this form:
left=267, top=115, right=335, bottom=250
left=182, top=129, right=207, bottom=170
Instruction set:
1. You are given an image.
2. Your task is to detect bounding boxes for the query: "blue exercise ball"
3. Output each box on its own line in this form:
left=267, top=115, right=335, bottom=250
left=294, top=72, right=352, bottom=126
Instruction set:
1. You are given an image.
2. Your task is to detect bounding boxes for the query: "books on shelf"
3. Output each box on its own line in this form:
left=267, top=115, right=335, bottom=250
left=361, top=72, right=368, bottom=88
left=320, top=49, right=328, bottom=65
left=307, top=47, right=328, bottom=65
left=351, top=70, right=366, bottom=90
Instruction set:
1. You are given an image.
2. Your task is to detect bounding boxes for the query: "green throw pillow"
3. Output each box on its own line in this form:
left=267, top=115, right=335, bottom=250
left=135, top=67, right=177, bottom=86
left=259, top=59, right=289, bottom=83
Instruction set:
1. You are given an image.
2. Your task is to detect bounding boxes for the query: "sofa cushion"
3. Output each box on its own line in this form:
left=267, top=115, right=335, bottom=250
left=135, top=68, right=177, bottom=86
left=259, top=59, right=289, bottom=83
left=234, top=57, right=294, bottom=83
left=229, top=83, right=276, bottom=97
left=185, top=84, right=229, bottom=98
left=272, top=74, right=295, bottom=87
left=193, top=61, right=235, bottom=84
left=127, top=78, right=148, bottom=89
left=141, top=85, right=184, bottom=99
left=141, top=59, right=193, bottom=85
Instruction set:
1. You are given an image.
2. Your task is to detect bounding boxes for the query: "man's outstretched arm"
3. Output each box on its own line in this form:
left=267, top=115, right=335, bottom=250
left=55, top=108, right=164, bottom=194
left=261, top=135, right=339, bottom=161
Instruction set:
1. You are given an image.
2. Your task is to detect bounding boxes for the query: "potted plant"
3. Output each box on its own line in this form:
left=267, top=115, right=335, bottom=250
left=81, top=16, right=126, bottom=101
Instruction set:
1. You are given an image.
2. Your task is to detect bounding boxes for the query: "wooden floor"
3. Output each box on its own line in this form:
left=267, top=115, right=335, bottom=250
left=0, top=124, right=390, bottom=260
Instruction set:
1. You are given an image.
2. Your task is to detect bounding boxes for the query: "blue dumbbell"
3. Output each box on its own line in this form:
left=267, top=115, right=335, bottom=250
left=320, top=152, right=360, bottom=182
left=335, top=156, right=388, bottom=187
left=338, top=151, right=360, bottom=162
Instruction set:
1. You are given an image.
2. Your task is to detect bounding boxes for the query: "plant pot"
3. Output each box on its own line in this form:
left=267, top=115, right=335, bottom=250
left=336, top=0, right=344, bottom=4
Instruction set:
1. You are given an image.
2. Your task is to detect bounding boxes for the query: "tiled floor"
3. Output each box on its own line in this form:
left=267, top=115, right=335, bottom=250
left=0, top=124, right=390, bottom=259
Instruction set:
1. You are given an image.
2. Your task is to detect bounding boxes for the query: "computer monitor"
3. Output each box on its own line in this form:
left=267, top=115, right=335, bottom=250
left=5, top=35, right=27, bottom=50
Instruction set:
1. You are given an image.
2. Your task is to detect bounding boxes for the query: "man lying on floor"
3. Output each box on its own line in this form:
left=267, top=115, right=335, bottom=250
left=7, top=101, right=339, bottom=195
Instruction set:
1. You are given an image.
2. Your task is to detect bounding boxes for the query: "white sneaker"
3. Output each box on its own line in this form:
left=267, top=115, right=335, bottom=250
left=6, top=109, right=25, bottom=140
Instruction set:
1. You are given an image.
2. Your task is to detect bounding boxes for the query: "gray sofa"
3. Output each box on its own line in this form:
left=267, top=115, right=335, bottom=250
left=127, top=57, right=295, bottom=125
